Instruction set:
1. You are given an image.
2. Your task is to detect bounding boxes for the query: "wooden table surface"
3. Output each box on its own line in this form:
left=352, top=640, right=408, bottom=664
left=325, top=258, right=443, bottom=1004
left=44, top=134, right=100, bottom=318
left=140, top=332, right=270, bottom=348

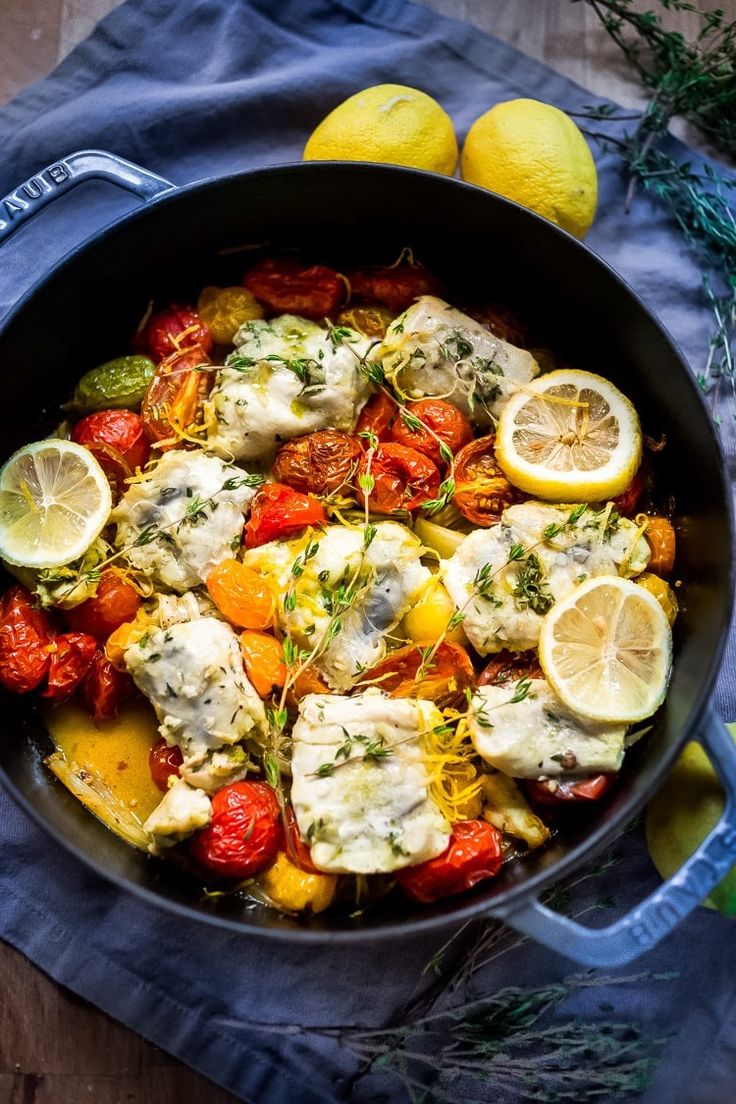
left=0, top=2, right=732, bottom=1102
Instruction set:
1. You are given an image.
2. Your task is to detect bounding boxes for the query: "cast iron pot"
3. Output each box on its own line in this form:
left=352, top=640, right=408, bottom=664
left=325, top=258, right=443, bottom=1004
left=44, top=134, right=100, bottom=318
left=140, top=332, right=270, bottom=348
left=1, top=151, right=735, bottom=967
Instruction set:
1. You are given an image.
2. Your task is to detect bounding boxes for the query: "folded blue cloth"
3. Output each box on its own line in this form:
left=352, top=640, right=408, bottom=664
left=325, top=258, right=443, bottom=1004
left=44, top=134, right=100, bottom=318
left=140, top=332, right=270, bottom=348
left=1, top=2, right=735, bottom=1102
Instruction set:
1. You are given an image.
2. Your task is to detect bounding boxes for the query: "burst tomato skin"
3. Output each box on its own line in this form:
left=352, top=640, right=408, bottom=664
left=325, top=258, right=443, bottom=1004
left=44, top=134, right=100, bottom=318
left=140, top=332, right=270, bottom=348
left=613, top=469, right=644, bottom=517
left=149, top=738, right=184, bottom=792
left=243, top=258, right=344, bottom=320
left=526, top=774, right=616, bottom=805
left=244, top=483, right=328, bottom=549
left=72, top=409, right=150, bottom=494
left=359, top=443, right=440, bottom=513
left=273, top=431, right=362, bottom=496
left=281, top=805, right=319, bottom=875
left=389, top=399, right=472, bottom=466
left=355, top=391, right=397, bottom=442
left=348, top=265, right=442, bottom=314
left=206, top=560, right=276, bottom=630
left=190, top=780, right=281, bottom=879
left=132, top=304, right=212, bottom=362
left=477, top=649, right=543, bottom=686
left=358, top=640, right=474, bottom=710
left=66, top=570, right=141, bottom=640
left=82, top=652, right=134, bottom=722
left=42, top=632, right=98, bottom=701
left=454, top=435, right=520, bottom=526
left=141, top=346, right=213, bottom=445
left=396, top=820, right=504, bottom=903
left=645, top=517, right=676, bottom=576
left=0, top=586, right=55, bottom=694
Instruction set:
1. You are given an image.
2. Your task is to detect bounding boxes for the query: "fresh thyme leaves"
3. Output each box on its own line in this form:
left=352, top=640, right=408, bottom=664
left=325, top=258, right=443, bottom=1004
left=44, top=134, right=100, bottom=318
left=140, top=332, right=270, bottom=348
left=422, top=477, right=456, bottom=517
left=312, top=732, right=393, bottom=777
left=508, top=677, right=533, bottom=704
left=512, top=553, right=554, bottom=615
left=263, top=752, right=280, bottom=790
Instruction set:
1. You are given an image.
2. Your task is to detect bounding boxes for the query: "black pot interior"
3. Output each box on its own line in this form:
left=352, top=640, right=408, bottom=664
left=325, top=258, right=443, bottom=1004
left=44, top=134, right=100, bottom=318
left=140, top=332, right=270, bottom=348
left=0, top=163, right=731, bottom=939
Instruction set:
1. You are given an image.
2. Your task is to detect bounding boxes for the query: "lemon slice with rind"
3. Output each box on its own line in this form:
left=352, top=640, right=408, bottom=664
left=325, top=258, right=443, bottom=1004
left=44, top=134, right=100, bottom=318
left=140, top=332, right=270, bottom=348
left=0, top=440, right=112, bottom=569
left=496, top=369, right=641, bottom=501
left=539, top=575, right=672, bottom=724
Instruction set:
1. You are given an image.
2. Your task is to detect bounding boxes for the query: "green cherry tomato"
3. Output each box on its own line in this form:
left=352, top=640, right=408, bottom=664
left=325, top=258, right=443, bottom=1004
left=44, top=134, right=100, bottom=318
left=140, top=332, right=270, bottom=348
left=72, top=355, right=156, bottom=412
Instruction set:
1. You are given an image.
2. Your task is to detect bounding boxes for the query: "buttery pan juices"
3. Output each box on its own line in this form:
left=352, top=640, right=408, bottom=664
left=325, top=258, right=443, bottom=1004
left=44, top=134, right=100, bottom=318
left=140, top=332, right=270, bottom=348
left=0, top=253, right=675, bottom=917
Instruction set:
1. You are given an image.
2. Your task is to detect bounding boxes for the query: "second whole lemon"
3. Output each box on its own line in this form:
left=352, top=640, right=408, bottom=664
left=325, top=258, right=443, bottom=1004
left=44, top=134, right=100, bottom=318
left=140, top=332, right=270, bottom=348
left=461, top=98, right=598, bottom=238
left=303, top=84, right=458, bottom=175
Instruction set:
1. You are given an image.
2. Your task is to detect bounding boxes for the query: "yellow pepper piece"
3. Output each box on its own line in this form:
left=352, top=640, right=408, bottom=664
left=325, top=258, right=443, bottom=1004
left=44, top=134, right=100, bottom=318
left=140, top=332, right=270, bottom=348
left=197, top=286, right=264, bottom=345
left=636, top=572, right=678, bottom=626
left=403, top=577, right=467, bottom=646
left=257, top=851, right=337, bottom=914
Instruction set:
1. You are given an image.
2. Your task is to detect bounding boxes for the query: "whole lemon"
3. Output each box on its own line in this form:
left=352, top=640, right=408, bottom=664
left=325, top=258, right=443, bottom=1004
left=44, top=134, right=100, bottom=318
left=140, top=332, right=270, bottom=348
left=646, top=726, right=736, bottom=916
left=303, top=84, right=458, bottom=175
left=461, top=98, right=598, bottom=238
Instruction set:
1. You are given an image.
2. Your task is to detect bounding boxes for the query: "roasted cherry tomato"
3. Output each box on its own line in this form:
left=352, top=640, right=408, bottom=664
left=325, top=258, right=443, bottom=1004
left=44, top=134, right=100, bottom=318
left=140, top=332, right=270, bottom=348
left=43, top=632, right=98, bottom=701
left=66, top=569, right=141, bottom=640
left=273, top=431, right=362, bottom=496
left=359, top=443, right=440, bottom=514
left=141, top=345, right=213, bottom=445
left=149, top=738, right=184, bottom=792
left=645, top=516, right=676, bottom=576
left=72, top=409, right=149, bottom=497
left=465, top=303, right=528, bottom=346
left=613, top=469, right=644, bottom=517
left=525, top=774, right=616, bottom=805
left=244, top=483, right=328, bottom=549
left=0, top=585, right=54, bottom=694
left=190, top=780, right=281, bottom=879
left=396, top=820, right=504, bottom=903
left=132, top=304, right=212, bottom=362
left=281, top=805, right=320, bottom=875
left=348, top=263, right=442, bottom=314
left=196, top=285, right=264, bottom=345
left=337, top=305, right=394, bottom=339
left=389, top=399, right=472, bottom=466
left=239, top=630, right=286, bottom=698
left=243, top=258, right=344, bottom=320
left=477, top=649, right=544, bottom=686
left=285, top=665, right=331, bottom=710
left=206, top=560, right=276, bottom=630
left=82, top=651, right=134, bottom=722
left=454, top=435, right=520, bottom=526
left=358, top=640, right=474, bottom=710
left=355, top=391, right=397, bottom=442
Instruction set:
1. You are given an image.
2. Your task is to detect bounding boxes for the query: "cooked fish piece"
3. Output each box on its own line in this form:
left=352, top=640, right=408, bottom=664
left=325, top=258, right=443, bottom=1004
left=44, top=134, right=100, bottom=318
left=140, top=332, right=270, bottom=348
left=204, top=315, right=373, bottom=461
left=468, top=679, right=627, bottom=778
left=377, top=296, right=538, bottom=424
left=124, top=616, right=266, bottom=792
left=242, top=520, right=430, bottom=690
left=143, top=778, right=212, bottom=853
left=442, top=501, right=650, bottom=654
left=112, top=450, right=257, bottom=593
left=291, top=689, right=450, bottom=874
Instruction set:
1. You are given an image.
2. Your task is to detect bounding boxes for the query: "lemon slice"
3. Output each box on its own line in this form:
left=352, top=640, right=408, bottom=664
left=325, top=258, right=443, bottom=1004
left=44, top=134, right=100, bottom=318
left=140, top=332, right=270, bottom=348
left=0, top=440, right=112, bottom=569
left=496, top=369, right=641, bottom=501
left=539, top=575, right=672, bottom=723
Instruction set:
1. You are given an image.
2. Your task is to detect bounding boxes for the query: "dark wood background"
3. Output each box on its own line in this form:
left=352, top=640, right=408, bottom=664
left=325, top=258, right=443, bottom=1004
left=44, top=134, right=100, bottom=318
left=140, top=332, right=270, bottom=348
left=0, top=1, right=731, bottom=1102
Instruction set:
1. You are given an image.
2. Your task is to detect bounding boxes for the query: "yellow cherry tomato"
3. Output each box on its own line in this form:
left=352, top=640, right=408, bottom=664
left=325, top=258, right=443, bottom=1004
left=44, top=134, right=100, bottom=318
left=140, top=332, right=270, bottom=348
left=206, top=559, right=276, bottom=629
left=403, top=579, right=467, bottom=646
left=257, top=851, right=337, bottom=914
left=239, top=630, right=286, bottom=698
left=197, top=286, right=264, bottom=345
left=104, top=609, right=152, bottom=670
left=637, top=572, right=678, bottom=626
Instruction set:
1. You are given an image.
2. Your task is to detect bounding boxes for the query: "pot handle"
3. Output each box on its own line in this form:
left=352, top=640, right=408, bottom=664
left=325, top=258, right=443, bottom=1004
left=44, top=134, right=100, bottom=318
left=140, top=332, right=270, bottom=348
left=0, top=149, right=175, bottom=245
left=501, top=703, right=736, bottom=967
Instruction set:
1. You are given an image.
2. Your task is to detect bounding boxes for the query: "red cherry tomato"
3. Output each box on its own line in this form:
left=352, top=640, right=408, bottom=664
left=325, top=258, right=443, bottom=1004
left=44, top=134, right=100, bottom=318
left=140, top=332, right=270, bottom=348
left=72, top=409, right=150, bottom=496
left=141, top=345, right=214, bottom=445
left=281, top=805, right=319, bottom=874
left=525, top=774, right=616, bottom=805
left=355, top=391, right=397, bottom=442
left=42, top=632, right=98, bottom=701
left=359, top=443, right=440, bottom=514
left=358, top=640, right=475, bottom=711
left=396, top=820, right=504, bottom=903
left=132, top=304, right=212, bottom=362
left=465, top=303, right=528, bottom=346
left=243, top=258, right=344, bottom=320
left=613, top=469, right=644, bottom=517
left=454, top=435, right=521, bottom=526
left=348, top=264, right=442, bottom=314
left=272, top=431, right=362, bottom=496
left=190, top=780, right=281, bottom=879
left=66, top=570, right=141, bottom=640
left=244, top=483, right=328, bottom=549
left=477, top=649, right=543, bottom=687
left=149, top=738, right=184, bottom=792
left=389, top=399, right=472, bottom=466
left=0, top=585, right=55, bottom=694
left=82, top=651, right=134, bottom=722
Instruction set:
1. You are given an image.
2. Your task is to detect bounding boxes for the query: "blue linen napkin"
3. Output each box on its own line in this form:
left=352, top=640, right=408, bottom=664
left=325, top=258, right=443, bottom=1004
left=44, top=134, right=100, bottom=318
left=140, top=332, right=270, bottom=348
left=1, top=2, right=735, bottom=1102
